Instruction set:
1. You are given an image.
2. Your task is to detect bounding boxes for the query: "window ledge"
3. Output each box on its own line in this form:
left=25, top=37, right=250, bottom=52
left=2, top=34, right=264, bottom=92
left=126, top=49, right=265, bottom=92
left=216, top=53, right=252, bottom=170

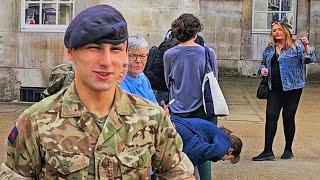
left=21, top=25, right=67, bottom=33
left=252, top=30, right=270, bottom=34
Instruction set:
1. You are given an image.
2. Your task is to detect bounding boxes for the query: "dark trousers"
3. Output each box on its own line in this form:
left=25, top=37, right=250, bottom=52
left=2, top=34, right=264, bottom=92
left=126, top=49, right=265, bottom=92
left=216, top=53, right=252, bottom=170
left=264, top=88, right=302, bottom=152
left=174, top=105, right=217, bottom=124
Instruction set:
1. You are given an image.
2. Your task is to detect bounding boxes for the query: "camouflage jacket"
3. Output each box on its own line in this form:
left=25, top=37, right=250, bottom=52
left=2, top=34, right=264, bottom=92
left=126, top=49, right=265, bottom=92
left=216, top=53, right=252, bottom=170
left=1, top=83, right=194, bottom=179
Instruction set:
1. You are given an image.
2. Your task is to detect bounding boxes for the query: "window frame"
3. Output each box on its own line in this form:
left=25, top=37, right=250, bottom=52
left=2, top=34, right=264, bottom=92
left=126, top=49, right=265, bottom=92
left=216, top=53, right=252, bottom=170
left=252, top=0, right=297, bottom=34
left=21, top=0, right=74, bottom=32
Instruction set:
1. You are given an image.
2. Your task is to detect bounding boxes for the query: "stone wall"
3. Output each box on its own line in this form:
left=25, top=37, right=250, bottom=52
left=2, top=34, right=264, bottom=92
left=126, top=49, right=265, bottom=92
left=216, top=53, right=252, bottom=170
left=200, top=0, right=243, bottom=76
left=108, top=0, right=200, bottom=46
left=0, top=67, right=20, bottom=102
left=308, top=0, right=320, bottom=80
left=0, top=0, right=18, bottom=67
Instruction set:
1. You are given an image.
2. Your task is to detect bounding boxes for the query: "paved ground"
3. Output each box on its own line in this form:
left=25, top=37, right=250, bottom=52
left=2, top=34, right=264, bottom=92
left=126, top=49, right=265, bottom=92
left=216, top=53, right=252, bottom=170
left=0, top=77, right=319, bottom=179
left=214, top=77, right=320, bottom=180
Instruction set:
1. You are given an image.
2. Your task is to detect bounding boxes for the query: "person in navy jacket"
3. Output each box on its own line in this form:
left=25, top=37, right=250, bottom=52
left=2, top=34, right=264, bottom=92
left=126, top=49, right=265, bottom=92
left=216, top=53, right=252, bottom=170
left=170, top=115, right=242, bottom=166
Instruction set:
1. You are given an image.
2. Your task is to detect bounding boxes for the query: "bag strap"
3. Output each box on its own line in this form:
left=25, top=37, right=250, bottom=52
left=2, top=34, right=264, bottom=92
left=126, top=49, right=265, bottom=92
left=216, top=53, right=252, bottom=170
left=204, top=46, right=215, bottom=75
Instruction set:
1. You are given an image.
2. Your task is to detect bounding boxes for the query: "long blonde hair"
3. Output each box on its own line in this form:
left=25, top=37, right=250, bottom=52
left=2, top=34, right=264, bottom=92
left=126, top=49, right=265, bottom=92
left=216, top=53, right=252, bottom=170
left=268, top=22, right=296, bottom=48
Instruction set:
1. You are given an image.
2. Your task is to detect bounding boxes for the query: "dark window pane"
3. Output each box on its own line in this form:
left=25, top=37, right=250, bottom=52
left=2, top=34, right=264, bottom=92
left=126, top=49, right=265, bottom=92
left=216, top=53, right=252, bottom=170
left=25, top=3, right=40, bottom=24
left=42, top=4, right=57, bottom=25
left=281, top=0, right=292, bottom=11
left=268, top=0, right=280, bottom=11
left=267, top=12, right=280, bottom=26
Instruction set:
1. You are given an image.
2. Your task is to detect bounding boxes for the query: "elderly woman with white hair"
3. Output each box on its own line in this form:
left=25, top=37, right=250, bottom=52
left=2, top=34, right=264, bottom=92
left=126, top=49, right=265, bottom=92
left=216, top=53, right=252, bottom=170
left=119, top=35, right=158, bottom=104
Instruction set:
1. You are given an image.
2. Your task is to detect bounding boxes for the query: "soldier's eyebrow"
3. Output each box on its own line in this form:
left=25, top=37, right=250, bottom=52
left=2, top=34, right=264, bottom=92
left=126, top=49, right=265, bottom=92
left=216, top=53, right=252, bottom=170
left=85, top=43, right=101, bottom=47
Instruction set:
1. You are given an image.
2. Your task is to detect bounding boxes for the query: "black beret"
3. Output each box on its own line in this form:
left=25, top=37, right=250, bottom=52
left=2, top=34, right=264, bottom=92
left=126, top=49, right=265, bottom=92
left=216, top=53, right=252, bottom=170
left=64, top=4, right=128, bottom=48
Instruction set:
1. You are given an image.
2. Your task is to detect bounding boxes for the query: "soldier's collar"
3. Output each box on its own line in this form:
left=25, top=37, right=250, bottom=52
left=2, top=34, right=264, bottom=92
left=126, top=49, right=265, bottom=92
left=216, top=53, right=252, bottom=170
left=60, top=83, right=136, bottom=118
left=113, top=86, right=136, bottom=115
left=61, top=82, right=84, bottom=117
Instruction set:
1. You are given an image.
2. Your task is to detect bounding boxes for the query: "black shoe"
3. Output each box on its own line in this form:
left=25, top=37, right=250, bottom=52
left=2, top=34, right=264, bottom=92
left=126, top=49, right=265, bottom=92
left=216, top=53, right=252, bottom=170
left=252, top=151, right=275, bottom=161
left=281, top=150, right=293, bottom=159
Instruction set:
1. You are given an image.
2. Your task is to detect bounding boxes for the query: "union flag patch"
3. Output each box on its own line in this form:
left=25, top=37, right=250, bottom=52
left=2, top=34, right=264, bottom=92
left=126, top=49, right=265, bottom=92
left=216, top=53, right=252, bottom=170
left=8, top=126, right=19, bottom=145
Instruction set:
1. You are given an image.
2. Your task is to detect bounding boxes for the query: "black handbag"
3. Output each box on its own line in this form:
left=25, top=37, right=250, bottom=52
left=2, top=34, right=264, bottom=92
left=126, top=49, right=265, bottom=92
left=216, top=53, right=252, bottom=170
left=257, top=76, right=269, bottom=99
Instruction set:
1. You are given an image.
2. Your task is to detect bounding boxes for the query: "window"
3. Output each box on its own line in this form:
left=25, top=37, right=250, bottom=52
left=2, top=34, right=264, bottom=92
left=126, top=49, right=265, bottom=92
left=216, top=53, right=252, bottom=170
left=21, top=0, right=74, bottom=32
left=252, top=0, right=297, bottom=33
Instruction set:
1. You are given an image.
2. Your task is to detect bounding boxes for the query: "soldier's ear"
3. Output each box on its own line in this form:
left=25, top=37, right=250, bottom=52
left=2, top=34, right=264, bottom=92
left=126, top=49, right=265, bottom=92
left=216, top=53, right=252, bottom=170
left=67, top=48, right=76, bottom=62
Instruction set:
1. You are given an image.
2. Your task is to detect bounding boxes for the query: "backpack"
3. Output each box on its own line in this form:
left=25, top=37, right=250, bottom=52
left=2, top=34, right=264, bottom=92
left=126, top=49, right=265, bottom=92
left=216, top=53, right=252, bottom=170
left=144, top=39, right=179, bottom=91
left=41, top=64, right=74, bottom=99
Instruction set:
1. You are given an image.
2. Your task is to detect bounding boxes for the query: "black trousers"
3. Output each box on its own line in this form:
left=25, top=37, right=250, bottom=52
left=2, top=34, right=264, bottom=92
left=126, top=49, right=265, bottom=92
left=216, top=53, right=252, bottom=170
left=264, top=88, right=302, bottom=152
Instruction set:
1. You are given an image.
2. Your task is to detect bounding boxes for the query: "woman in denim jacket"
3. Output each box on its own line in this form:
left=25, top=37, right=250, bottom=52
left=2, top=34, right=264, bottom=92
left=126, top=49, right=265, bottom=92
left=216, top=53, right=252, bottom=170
left=252, top=22, right=317, bottom=161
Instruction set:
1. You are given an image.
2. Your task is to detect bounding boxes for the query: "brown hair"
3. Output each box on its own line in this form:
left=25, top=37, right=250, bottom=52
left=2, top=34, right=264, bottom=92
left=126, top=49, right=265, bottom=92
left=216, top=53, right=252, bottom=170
left=268, top=22, right=296, bottom=48
left=220, top=126, right=243, bottom=163
left=171, top=13, right=203, bottom=43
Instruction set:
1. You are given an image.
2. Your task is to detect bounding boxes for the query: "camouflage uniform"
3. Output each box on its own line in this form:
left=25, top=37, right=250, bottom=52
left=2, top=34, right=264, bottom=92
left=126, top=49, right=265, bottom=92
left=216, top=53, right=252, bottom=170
left=1, top=83, right=194, bottom=179
left=41, top=64, right=74, bottom=98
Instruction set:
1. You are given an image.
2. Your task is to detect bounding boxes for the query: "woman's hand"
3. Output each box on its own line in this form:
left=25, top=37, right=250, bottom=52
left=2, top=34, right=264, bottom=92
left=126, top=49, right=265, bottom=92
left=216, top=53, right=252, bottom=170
left=260, top=67, right=269, bottom=76
left=300, top=34, right=311, bottom=55
left=300, top=34, right=309, bottom=47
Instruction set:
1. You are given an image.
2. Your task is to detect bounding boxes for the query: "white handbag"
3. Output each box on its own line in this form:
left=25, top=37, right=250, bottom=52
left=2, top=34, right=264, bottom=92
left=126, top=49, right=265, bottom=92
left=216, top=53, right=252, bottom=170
left=201, top=71, right=229, bottom=116
left=202, top=46, right=229, bottom=116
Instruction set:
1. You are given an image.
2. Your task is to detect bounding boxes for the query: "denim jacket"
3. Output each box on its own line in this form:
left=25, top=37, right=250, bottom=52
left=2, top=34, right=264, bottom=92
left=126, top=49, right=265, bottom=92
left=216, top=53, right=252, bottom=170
left=258, top=43, right=317, bottom=91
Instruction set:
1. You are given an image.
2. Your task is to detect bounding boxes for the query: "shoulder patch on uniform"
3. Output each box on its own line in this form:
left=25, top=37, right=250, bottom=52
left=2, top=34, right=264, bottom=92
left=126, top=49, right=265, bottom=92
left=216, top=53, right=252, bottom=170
left=8, top=126, right=19, bottom=145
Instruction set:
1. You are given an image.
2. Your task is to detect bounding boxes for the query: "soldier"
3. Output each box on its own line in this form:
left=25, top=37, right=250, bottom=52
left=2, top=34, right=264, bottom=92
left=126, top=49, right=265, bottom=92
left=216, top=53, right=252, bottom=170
left=0, top=4, right=194, bottom=179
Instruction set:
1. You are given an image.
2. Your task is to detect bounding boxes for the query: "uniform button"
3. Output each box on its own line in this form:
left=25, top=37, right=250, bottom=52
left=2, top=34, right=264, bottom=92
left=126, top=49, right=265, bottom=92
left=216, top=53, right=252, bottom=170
left=73, top=146, right=78, bottom=151
left=102, top=160, right=108, bottom=168
left=61, top=166, right=69, bottom=174
left=88, top=148, right=92, bottom=152
left=107, top=170, right=113, bottom=176
left=97, top=145, right=102, bottom=151
left=137, top=160, right=144, bottom=168
left=51, top=159, right=57, bottom=166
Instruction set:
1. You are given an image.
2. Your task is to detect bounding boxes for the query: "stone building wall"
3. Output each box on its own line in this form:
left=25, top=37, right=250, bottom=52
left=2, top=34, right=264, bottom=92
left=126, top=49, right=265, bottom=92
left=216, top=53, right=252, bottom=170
left=308, top=0, right=320, bottom=80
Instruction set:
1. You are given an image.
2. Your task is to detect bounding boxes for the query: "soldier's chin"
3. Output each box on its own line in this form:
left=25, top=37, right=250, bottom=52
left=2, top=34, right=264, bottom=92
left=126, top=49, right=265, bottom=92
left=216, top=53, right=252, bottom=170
left=90, top=83, right=113, bottom=92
